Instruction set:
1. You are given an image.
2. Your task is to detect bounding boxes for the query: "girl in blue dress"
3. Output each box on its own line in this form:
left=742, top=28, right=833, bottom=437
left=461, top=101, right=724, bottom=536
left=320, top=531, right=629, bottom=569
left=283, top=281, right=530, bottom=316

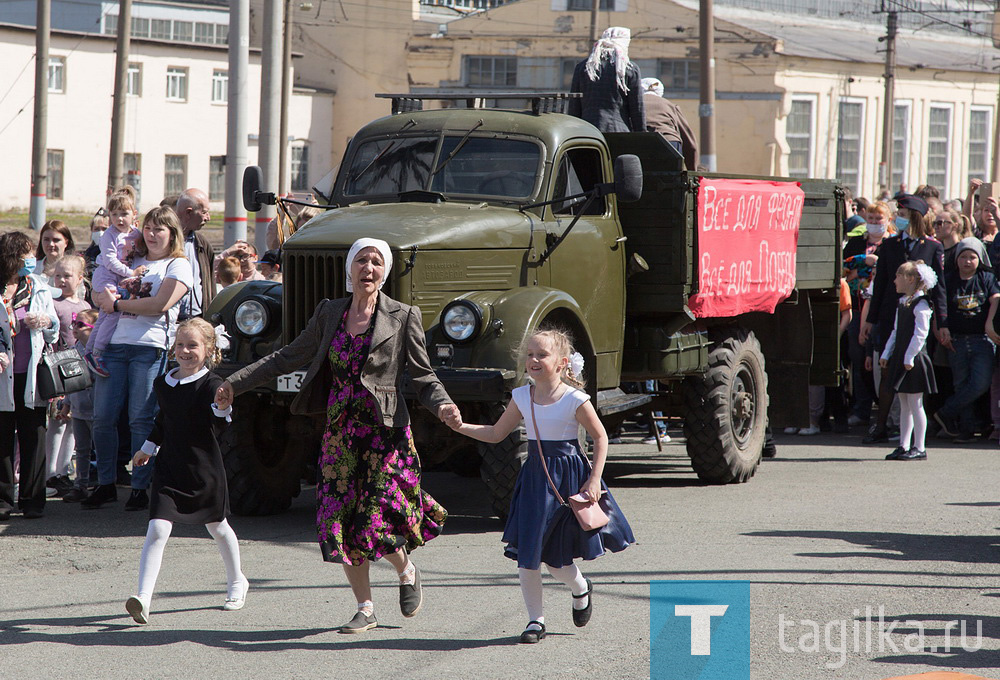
left=450, top=329, right=634, bottom=643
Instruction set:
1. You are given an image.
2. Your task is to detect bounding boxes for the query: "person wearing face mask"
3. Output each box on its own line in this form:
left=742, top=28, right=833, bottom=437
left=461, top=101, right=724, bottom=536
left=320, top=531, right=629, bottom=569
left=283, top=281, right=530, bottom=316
left=859, top=194, right=947, bottom=443
left=842, top=201, right=893, bottom=426
left=84, top=208, right=109, bottom=280
left=0, top=231, right=60, bottom=520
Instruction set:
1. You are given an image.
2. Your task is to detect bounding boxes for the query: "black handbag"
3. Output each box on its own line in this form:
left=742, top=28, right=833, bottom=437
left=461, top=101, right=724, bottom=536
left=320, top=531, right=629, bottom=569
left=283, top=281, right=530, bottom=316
left=36, top=347, right=93, bottom=400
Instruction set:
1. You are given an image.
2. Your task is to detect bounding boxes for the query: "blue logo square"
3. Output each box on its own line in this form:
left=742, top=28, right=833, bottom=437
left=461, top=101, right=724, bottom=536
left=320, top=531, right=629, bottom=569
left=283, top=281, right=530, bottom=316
left=650, top=580, right=751, bottom=680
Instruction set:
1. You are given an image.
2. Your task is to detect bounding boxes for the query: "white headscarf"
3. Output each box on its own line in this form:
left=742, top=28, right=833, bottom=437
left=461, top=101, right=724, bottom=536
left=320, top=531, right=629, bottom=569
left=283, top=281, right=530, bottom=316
left=585, top=26, right=633, bottom=94
left=345, top=238, right=393, bottom=293
left=641, top=77, right=664, bottom=97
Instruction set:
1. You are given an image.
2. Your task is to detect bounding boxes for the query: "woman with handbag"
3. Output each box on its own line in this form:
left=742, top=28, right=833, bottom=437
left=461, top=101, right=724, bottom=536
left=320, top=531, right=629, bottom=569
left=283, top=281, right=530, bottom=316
left=0, top=231, right=60, bottom=520
left=449, top=329, right=634, bottom=644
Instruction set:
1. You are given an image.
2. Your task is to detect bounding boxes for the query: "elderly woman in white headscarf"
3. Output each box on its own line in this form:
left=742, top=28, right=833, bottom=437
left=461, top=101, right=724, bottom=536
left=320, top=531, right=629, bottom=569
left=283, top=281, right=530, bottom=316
left=567, top=26, right=644, bottom=133
left=217, top=237, right=461, bottom=634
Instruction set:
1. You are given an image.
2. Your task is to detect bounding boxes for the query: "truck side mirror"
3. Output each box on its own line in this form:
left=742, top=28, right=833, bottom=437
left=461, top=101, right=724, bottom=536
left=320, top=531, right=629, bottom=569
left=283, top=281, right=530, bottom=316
left=243, top=166, right=264, bottom=212
left=613, top=154, right=643, bottom=203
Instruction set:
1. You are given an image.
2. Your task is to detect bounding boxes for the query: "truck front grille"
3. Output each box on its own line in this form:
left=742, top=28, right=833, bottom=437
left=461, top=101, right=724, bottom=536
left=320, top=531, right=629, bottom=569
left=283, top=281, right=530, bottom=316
left=283, top=250, right=346, bottom=342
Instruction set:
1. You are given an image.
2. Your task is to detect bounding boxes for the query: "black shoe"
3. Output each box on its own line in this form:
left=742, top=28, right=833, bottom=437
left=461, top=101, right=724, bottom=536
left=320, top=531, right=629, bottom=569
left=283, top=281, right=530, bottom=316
left=81, top=484, right=118, bottom=509
left=124, top=489, right=149, bottom=511
left=62, top=488, right=87, bottom=503
left=897, top=449, right=927, bottom=461
left=46, top=475, right=74, bottom=496
left=22, top=508, right=44, bottom=519
left=863, top=426, right=889, bottom=444
left=399, top=566, right=422, bottom=618
left=0, top=508, right=11, bottom=521
left=116, top=469, right=132, bottom=487
left=572, top=577, right=593, bottom=627
left=761, top=441, right=777, bottom=459
left=519, top=621, right=546, bottom=644
left=885, top=446, right=908, bottom=460
left=339, top=610, right=377, bottom=634
left=933, top=412, right=959, bottom=438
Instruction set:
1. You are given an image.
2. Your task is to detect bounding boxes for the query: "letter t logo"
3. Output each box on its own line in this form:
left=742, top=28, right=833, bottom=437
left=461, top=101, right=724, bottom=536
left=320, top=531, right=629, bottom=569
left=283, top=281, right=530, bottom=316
left=674, top=605, right=729, bottom=655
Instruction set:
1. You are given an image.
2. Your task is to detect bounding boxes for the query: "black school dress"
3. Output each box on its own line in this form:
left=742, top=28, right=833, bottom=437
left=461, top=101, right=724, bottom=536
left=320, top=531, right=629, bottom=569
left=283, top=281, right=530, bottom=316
left=146, top=368, right=230, bottom=524
left=884, top=295, right=937, bottom=395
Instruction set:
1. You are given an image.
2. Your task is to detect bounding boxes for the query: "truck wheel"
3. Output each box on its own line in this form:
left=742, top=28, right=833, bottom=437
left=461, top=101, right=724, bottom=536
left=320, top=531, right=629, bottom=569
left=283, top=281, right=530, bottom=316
left=221, top=392, right=305, bottom=515
left=683, top=328, right=768, bottom=483
left=477, top=402, right=527, bottom=520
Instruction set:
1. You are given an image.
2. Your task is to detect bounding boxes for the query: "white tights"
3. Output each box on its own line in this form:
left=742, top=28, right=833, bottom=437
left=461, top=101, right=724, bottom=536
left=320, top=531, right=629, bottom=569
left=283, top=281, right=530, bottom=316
left=518, top=563, right=589, bottom=626
left=137, top=518, right=244, bottom=603
left=898, top=392, right=926, bottom=452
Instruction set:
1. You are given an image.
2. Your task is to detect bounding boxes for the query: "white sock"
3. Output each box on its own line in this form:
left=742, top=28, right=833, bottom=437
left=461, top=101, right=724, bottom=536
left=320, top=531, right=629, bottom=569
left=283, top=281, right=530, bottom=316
left=547, top=563, right=589, bottom=610
left=358, top=600, right=374, bottom=616
left=206, top=519, right=244, bottom=598
left=518, top=567, right=544, bottom=626
left=399, top=560, right=416, bottom=586
left=137, top=519, right=173, bottom=603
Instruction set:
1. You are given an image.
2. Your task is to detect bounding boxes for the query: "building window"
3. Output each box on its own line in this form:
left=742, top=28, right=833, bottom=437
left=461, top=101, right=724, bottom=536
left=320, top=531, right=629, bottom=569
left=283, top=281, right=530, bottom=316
left=891, top=103, right=910, bottom=190
left=211, top=70, right=228, bottom=103
left=173, top=20, right=193, bottom=42
left=561, top=59, right=577, bottom=90
left=658, top=59, right=699, bottom=92
left=195, top=22, right=215, bottom=44
left=131, top=17, right=150, bottom=38
left=567, top=0, right=613, bottom=9
left=124, top=153, right=142, bottom=198
left=466, top=56, right=517, bottom=87
left=209, top=156, right=226, bottom=201
left=151, top=18, right=171, bottom=40
left=127, top=63, right=142, bottom=97
left=166, top=67, right=188, bottom=101
left=786, top=97, right=814, bottom=178
left=927, top=105, right=952, bottom=194
left=969, top=107, right=992, bottom=183
left=47, top=149, right=64, bottom=200
left=291, top=146, right=310, bottom=190
left=48, top=57, right=65, bottom=93
left=216, top=23, right=229, bottom=45
left=164, top=155, right=187, bottom=196
left=104, top=14, right=117, bottom=35
left=835, top=99, right=865, bottom=196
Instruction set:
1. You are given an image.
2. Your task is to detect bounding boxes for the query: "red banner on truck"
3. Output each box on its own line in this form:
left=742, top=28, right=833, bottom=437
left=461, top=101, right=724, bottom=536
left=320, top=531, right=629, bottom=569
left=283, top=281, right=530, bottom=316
left=688, top=178, right=805, bottom=318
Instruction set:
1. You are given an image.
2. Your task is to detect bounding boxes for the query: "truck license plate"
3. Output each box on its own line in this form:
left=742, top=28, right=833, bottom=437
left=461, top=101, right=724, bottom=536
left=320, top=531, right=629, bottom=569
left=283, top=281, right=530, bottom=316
left=276, top=371, right=307, bottom=392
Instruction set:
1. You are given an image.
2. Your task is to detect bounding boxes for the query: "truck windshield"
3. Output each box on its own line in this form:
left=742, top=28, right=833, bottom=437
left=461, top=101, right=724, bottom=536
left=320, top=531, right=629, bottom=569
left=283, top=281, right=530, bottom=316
left=343, top=135, right=540, bottom=200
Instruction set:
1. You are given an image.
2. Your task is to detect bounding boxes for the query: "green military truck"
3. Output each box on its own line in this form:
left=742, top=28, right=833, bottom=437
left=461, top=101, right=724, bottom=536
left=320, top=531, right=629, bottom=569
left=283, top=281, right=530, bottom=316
left=212, top=93, right=843, bottom=517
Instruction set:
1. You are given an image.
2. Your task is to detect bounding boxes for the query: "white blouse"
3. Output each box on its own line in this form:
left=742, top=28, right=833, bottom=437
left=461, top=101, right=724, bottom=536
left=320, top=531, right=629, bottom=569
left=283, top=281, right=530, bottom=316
left=511, top=384, right=590, bottom=440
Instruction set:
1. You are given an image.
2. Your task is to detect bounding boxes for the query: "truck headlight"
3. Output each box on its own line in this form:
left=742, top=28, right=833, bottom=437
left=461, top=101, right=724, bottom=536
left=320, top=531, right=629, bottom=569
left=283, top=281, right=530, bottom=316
left=441, top=301, right=482, bottom=343
left=234, top=299, right=268, bottom=336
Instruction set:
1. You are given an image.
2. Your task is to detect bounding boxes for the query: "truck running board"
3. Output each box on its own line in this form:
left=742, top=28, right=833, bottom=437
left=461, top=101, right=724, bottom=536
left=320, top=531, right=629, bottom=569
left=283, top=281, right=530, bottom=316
left=596, top=388, right=652, bottom=417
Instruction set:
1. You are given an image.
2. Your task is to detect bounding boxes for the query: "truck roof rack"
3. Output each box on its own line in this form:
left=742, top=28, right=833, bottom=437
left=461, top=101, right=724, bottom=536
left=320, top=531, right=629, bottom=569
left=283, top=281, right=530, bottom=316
left=375, top=92, right=581, bottom=116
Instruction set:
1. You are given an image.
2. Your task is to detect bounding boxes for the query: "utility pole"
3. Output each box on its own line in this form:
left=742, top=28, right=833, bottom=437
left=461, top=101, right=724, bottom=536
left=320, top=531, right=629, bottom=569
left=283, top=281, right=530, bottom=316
left=878, top=10, right=898, bottom=196
left=278, top=0, right=292, bottom=194
left=108, top=0, right=133, bottom=194
left=224, top=0, right=249, bottom=247
left=29, top=0, right=50, bottom=231
left=699, top=0, right=716, bottom=171
left=589, top=0, right=599, bottom=44
left=257, top=0, right=282, bottom=254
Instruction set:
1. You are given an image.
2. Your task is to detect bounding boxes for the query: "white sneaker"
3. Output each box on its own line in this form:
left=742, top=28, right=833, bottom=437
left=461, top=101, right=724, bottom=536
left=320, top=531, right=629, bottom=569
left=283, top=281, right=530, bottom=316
left=642, top=433, right=671, bottom=445
left=798, top=426, right=821, bottom=436
left=847, top=415, right=866, bottom=427
left=783, top=427, right=800, bottom=435
left=126, top=596, right=149, bottom=624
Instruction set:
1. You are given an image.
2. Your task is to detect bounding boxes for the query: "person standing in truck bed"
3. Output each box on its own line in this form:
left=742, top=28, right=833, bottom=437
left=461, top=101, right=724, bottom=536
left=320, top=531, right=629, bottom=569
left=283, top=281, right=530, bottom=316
left=568, top=26, right=644, bottom=134
left=640, top=77, right=698, bottom=170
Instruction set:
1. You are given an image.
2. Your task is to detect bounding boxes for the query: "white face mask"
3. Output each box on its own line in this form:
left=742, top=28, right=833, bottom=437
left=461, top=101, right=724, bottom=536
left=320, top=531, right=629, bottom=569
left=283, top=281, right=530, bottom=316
left=91, top=229, right=106, bottom=246
left=866, top=222, right=886, bottom=236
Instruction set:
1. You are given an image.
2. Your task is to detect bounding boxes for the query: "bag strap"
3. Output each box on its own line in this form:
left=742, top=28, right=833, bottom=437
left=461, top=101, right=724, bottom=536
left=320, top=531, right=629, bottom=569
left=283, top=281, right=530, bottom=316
left=529, top=386, right=568, bottom=507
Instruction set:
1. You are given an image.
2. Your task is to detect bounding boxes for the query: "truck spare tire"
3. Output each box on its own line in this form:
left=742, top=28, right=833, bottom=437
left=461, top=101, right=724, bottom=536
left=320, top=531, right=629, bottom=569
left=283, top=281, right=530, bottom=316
left=683, top=328, right=767, bottom=484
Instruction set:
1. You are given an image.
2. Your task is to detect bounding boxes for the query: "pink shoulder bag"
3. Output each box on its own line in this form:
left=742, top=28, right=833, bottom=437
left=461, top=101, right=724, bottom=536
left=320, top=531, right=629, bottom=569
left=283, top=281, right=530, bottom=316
left=529, top=387, right=611, bottom=531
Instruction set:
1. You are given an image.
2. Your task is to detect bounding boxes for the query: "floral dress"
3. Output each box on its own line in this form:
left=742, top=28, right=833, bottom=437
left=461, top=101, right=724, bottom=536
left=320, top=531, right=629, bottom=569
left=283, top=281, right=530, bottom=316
left=316, top=307, right=446, bottom=566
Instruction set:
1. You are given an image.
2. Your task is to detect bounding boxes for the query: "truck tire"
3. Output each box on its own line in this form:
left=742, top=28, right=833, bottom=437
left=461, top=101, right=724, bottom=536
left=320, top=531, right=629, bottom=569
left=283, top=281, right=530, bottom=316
left=221, top=393, right=305, bottom=515
left=683, top=328, right=767, bottom=483
left=477, top=402, right=527, bottom=520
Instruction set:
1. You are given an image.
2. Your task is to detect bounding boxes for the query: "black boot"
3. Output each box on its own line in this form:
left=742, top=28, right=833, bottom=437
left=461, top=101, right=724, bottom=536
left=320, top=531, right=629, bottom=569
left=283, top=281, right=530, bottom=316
left=81, top=484, right=118, bottom=509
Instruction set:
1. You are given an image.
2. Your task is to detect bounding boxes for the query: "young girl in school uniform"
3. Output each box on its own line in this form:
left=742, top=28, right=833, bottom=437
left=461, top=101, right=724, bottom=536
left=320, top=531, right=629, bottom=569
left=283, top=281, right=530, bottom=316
left=125, top=317, right=247, bottom=624
left=450, top=329, right=634, bottom=643
left=879, top=260, right=938, bottom=461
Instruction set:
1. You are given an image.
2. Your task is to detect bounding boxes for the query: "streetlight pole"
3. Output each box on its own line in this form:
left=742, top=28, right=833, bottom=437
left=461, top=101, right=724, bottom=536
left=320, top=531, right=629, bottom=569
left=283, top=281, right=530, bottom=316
left=29, top=0, right=50, bottom=230
left=699, top=0, right=716, bottom=171
left=879, top=10, right=898, bottom=196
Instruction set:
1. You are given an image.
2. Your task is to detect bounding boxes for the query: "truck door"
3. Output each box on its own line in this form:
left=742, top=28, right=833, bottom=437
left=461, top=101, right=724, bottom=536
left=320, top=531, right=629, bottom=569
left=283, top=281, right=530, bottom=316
left=547, top=145, right=626, bottom=388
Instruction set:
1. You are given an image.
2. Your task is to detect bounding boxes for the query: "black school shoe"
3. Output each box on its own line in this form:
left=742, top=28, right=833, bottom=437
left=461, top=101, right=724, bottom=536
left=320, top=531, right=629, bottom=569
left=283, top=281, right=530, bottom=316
left=572, top=578, right=593, bottom=627
left=863, top=426, right=889, bottom=444
left=124, top=489, right=149, bottom=511
left=519, top=621, right=546, bottom=644
left=897, top=449, right=927, bottom=461
left=885, top=446, right=908, bottom=460
left=81, top=484, right=117, bottom=508
left=62, top=488, right=87, bottom=503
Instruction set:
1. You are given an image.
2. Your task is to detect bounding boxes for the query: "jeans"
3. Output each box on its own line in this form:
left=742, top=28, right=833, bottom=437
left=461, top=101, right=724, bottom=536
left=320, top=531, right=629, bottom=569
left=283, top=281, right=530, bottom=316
left=940, top=334, right=995, bottom=435
left=92, top=343, right=166, bottom=488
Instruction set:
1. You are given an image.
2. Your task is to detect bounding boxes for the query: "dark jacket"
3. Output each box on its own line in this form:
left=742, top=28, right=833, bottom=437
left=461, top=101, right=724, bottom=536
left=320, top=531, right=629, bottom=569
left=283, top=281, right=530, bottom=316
left=567, top=59, right=644, bottom=133
left=643, top=93, right=698, bottom=169
left=867, top=235, right=947, bottom=344
left=189, top=231, right=216, bottom=314
left=227, top=293, right=452, bottom=427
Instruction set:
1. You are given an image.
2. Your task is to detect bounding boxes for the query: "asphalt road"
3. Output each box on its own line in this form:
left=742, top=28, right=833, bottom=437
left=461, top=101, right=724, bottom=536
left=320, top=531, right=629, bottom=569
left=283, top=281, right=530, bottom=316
left=3, top=426, right=1000, bottom=680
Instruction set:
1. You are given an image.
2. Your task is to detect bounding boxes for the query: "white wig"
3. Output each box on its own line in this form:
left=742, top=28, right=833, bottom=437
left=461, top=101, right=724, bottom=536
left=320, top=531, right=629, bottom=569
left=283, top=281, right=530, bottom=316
left=345, top=238, right=393, bottom=292
left=584, top=26, right=633, bottom=94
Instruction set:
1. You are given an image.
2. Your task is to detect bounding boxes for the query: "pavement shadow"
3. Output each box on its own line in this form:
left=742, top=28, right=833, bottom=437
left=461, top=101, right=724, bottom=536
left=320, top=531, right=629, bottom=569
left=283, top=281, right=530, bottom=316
left=867, top=612, right=1000, bottom=670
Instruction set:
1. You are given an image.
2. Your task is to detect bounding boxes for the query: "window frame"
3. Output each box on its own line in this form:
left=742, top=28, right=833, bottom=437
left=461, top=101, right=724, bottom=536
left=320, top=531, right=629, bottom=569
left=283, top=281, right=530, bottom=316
left=926, top=103, right=953, bottom=197
left=657, top=58, right=700, bottom=93
left=549, top=145, right=609, bottom=217
left=209, top=155, right=226, bottom=201
left=47, top=56, right=66, bottom=94
left=211, top=69, right=228, bottom=104
left=891, top=100, right=911, bottom=191
left=164, top=154, right=188, bottom=196
left=47, top=149, right=64, bottom=200
left=166, top=66, right=189, bottom=102
left=786, top=94, right=816, bottom=178
left=968, top=105, right=993, bottom=184
left=465, top=56, right=518, bottom=88
left=291, top=145, right=310, bottom=191
left=127, top=62, right=142, bottom=97
left=835, top=97, right=866, bottom=197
